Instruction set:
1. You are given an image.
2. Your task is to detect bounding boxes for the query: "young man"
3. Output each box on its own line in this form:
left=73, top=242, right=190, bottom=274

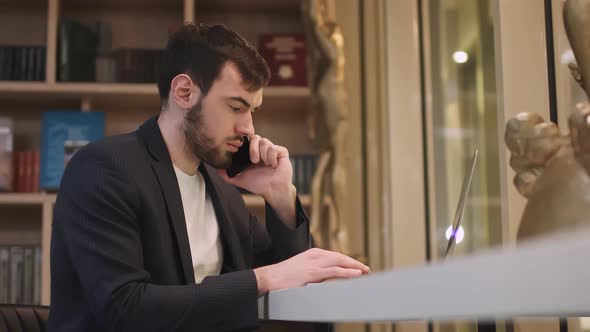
left=47, top=23, right=369, bottom=332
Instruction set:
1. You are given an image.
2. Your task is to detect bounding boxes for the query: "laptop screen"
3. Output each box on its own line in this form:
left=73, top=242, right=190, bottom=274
left=444, top=149, right=478, bottom=258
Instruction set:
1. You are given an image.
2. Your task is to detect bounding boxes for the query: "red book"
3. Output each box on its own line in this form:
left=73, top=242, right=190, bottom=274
left=24, top=151, right=33, bottom=192
left=17, top=152, right=25, bottom=192
left=258, top=33, right=307, bottom=86
left=11, top=152, right=18, bottom=192
left=32, top=150, right=40, bottom=192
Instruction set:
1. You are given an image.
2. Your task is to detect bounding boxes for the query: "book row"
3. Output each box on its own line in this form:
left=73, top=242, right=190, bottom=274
left=0, top=245, right=42, bottom=305
left=0, top=46, right=46, bottom=81
left=0, top=115, right=317, bottom=194
left=1, top=19, right=308, bottom=86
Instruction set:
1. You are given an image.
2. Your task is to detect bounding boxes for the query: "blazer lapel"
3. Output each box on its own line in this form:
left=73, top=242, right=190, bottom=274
left=199, top=163, right=247, bottom=271
left=139, top=117, right=195, bottom=284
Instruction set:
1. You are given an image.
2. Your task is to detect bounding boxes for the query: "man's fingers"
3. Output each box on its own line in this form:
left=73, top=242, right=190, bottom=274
left=248, top=136, right=287, bottom=169
left=268, top=146, right=278, bottom=168
left=250, top=135, right=262, bottom=163
left=317, top=250, right=370, bottom=273
left=312, top=267, right=363, bottom=283
left=259, top=138, right=272, bottom=166
left=276, top=145, right=289, bottom=158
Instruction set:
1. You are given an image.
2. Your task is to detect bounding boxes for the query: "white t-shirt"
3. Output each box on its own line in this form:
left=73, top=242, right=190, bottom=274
left=173, top=164, right=223, bottom=283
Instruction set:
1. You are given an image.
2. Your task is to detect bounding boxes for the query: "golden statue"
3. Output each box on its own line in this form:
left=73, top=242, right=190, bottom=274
left=301, top=0, right=351, bottom=254
left=505, top=0, right=590, bottom=240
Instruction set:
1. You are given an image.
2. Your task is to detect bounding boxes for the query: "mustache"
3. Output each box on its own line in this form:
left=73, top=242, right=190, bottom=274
left=227, top=136, right=246, bottom=143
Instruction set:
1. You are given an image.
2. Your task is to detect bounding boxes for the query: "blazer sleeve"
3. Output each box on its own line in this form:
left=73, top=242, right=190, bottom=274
left=252, top=196, right=313, bottom=267
left=53, top=146, right=259, bottom=332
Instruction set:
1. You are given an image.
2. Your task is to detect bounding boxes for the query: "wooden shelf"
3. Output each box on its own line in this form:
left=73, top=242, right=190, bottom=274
left=0, top=82, right=310, bottom=113
left=0, top=192, right=311, bottom=207
left=0, top=82, right=308, bottom=95
left=197, top=0, right=301, bottom=13
left=18, top=0, right=304, bottom=13
left=0, top=192, right=55, bottom=205
left=0, top=0, right=47, bottom=10
left=0, top=82, right=308, bottom=103
left=61, top=0, right=181, bottom=11
left=0, top=82, right=156, bottom=97
left=263, top=86, right=309, bottom=98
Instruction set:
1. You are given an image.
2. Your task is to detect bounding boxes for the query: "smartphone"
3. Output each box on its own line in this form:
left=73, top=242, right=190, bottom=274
left=226, top=136, right=254, bottom=178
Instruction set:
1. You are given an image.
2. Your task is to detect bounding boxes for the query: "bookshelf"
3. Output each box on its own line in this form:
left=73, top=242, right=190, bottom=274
left=0, top=0, right=316, bottom=307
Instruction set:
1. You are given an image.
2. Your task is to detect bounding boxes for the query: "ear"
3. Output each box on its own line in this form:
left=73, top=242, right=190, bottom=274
left=170, top=74, right=200, bottom=109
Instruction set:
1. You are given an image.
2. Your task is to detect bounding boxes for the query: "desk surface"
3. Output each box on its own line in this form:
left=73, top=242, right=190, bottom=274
left=259, top=226, right=590, bottom=322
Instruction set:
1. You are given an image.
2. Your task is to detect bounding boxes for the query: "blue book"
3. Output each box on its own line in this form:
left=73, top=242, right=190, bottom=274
left=40, top=111, right=104, bottom=190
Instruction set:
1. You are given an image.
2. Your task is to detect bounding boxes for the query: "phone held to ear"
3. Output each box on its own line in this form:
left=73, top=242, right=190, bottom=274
left=226, top=136, right=254, bottom=178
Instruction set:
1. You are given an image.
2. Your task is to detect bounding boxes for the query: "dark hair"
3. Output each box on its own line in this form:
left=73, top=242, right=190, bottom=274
left=158, top=23, right=270, bottom=106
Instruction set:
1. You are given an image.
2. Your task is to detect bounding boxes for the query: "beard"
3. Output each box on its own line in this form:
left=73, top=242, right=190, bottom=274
left=183, top=97, right=234, bottom=168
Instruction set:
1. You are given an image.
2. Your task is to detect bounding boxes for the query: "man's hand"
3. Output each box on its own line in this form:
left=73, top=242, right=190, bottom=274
left=253, top=248, right=371, bottom=296
left=217, top=135, right=297, bottom=227
left=218, top=135, right=292, bottom=197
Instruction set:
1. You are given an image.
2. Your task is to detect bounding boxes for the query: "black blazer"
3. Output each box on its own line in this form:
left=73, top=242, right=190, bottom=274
left=47, top=116, right=311, bottom=332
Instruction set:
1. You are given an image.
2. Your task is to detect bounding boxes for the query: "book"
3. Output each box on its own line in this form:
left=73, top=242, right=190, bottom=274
left=40, top=111, right=105, bottom=190
left=116, top=48, right=163, bottom=83
left=10, top=246, right=24, bottom=304
left=57, top=20, right=98, bottom=82
left=258, top=33, right=307, bottom=86
left=33, top=246, right=41, bottom=304
left=4, top=47, right=14, bottom=80
left=0, top=247, right=9, bottom=303
left=290, top=154, right=317, bottom=194
left=95, top=22, right=117, bottom=83
left=23, top=247, right=34, bottom=304
left=33, top=150, right=40, bottom=192
left=0, top=117, right=14, bottom=191
left=24, top=151, right=33, bottom=193
left=0, top=46, right=46, bottom=81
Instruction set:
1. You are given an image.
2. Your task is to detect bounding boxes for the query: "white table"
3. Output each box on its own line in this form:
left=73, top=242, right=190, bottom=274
left=259, top=227, right=590, bottom=323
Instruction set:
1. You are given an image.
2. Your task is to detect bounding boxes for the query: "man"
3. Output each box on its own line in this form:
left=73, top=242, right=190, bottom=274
left=47, top=23, right=369, bottom=332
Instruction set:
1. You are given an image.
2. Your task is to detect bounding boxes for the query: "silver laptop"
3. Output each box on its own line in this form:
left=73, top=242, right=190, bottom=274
left=444, top=149, right=478, bottom=258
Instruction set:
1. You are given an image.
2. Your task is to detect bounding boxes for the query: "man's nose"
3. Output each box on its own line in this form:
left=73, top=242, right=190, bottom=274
left=237, top=112, right=255, bottom=137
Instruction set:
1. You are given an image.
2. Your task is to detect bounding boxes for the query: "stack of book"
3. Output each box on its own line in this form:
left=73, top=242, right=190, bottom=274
left=115, top=48, right=164, bottom=83
left=0, top=46, right=46, bottom=81
left=0, top=245, right=42, bottom=305
left=57, top=19, right=164, bottom=83
left=290, top=154, right=317, bottom=194
left=0, top=117, right=41, bottom=193
left=12, top=151, right=40, bottom=193
left=0, top=112, right=106, bottom=193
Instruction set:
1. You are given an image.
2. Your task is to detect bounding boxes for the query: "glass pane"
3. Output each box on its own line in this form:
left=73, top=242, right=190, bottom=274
left=426, top=1, right=501, bottom=331
left=553, top=1, right=588, bottom=129
left=427, top=0, right=502, bottom=261
left=552, top=2, right=590, bottom=331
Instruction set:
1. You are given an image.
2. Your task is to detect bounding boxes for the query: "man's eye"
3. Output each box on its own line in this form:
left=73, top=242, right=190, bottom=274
left=229, top=106, right=241, bottom=112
